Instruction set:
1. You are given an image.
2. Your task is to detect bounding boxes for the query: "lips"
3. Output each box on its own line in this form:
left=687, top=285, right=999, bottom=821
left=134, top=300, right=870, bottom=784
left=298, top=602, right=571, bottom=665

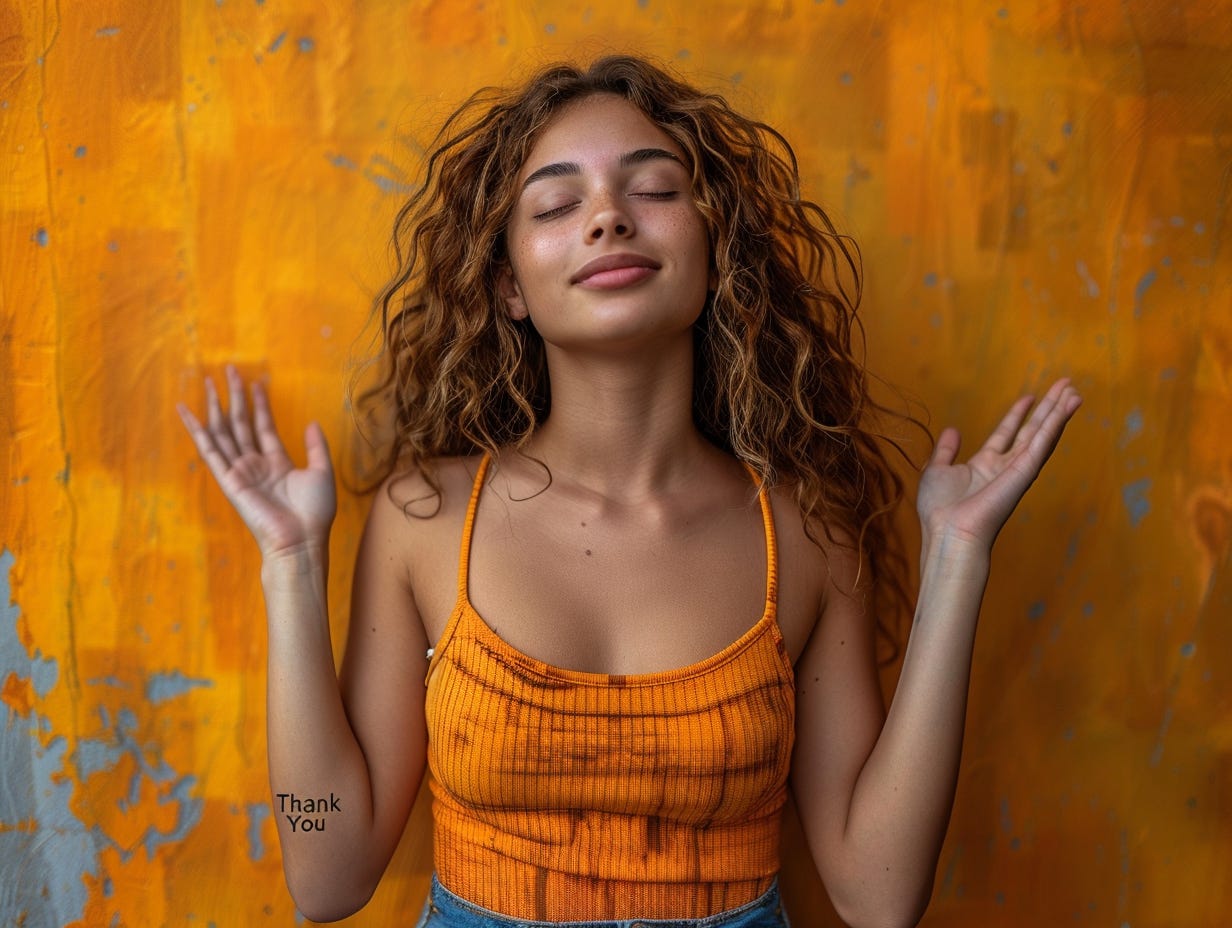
left=570, top=252, right=662, bottom=286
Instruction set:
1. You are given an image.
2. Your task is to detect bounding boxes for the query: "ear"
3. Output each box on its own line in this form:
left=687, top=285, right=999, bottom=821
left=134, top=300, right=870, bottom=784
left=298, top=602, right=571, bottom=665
left=498, top=265, right=529, bottom=320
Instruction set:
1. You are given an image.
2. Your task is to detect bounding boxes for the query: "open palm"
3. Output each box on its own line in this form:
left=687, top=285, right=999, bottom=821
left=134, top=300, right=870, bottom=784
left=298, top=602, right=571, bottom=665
left=178, top=366, right=336, bottom=559
left=917, top=379, right=1082, bottom=550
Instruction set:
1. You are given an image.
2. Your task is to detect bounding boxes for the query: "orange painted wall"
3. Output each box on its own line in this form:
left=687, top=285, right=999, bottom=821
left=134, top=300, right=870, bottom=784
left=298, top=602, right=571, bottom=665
left=1, top=2, right=1229, bottom=926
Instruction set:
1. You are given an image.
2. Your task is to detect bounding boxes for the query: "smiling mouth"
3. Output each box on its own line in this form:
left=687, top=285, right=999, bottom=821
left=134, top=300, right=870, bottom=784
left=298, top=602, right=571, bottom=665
left=570, top=253, right=662, bottom=286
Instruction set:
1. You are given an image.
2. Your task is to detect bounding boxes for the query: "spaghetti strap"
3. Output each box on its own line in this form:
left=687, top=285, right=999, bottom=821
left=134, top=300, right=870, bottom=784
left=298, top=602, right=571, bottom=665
left=425, top=454, right=491, bottom=686
left=742, top=463, right=779, bottom=614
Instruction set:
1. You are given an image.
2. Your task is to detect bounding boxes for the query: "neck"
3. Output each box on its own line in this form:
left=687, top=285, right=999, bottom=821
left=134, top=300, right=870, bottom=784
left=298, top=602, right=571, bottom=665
left=521, top=335, right=711, bottom=500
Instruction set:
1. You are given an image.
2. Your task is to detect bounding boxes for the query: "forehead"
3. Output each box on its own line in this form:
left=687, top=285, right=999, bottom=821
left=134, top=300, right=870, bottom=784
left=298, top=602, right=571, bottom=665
left=517, top=94, right=687, bottom=180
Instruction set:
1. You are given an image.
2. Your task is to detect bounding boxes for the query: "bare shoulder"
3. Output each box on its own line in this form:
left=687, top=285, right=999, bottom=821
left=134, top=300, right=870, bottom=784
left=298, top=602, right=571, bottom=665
left=765, top=483, right=871, bottom=662
left=360, top=455, right=484, bottom=634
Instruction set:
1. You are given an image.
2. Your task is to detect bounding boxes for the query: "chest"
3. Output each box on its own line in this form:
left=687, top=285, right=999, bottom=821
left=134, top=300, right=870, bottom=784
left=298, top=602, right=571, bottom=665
left=474, top=490, right=773, bottom=675
left=426, top=614, right=796, bottom=822
left=412, top=473, right=826, bottom=676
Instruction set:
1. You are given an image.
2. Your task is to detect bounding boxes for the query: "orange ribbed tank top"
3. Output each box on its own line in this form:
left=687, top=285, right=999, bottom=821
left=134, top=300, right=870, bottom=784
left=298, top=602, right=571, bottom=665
left=424, top=455, right=795, bottom=921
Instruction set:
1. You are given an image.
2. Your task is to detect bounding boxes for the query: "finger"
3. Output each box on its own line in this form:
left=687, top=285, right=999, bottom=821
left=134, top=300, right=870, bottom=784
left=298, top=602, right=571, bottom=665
left=251, top=380, right=289, bottom=459
left=982, top=394, right=1035, bottom=454
left=178, top=402, right=238, bottom=484
left=204, top=376, right=240, bottom=459
left=304, top=422, right=334, bottom=475
left=1026, top=385, right=1082, bottom=462
left=226, top=365, right=257, bottom=454
left=928, top=426, right=961, bottom=468
left=1010, top=378, right=1073, bottom=453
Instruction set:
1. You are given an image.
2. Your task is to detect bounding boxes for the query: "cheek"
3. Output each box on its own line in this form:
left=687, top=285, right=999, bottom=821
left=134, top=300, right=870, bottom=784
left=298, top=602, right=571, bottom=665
left=508, top=228, right=570, bottom=292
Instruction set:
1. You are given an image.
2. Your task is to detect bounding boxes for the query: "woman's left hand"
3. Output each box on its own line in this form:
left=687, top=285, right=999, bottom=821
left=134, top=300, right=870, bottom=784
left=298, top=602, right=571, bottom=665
left=916, top=378, right=1082, bottom=552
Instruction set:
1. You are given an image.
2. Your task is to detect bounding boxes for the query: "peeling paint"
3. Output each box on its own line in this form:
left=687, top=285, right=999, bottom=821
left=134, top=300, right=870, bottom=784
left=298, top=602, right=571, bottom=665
left=0, top=549, right=101, bottom=925
left=144, top=669, right=214, bottom=704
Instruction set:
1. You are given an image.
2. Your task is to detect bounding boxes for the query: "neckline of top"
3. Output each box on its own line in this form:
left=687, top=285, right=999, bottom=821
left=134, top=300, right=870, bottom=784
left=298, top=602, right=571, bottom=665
left=448, top=452, right=782, bottom=687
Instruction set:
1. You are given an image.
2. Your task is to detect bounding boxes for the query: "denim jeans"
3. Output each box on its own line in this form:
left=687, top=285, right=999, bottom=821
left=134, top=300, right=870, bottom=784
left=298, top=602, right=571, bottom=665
left=414, top=874, right=791, bottom=928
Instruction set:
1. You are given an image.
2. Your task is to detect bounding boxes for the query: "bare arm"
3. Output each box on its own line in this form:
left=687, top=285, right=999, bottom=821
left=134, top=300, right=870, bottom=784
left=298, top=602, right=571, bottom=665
left=792, top=379, right=1082, bottom=928
left=179, top=367, right=425, bottom=921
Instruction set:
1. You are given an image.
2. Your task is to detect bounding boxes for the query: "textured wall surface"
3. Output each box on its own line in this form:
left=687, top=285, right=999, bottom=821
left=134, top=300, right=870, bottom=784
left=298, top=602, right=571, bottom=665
left=1, top=1, right=1229, bottom=926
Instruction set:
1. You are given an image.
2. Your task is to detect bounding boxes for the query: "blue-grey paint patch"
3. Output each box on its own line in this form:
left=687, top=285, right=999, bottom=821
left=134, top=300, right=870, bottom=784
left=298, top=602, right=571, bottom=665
left=1159, top=367, right=1177, bottom=381
left=363, top=155, right=414, bottom=195
left=1121, top=478, right=1152, bottom=527
left=997, top=7, right=1009, bottom=16
left=268, top=31, right=287, bottom=53
left=325, top=152, right=358, bottom=171
left=1061, top=121, right=1073, bottom=136
left=139, top=776, right=204, bottom=859
left=297, top=36, right=314, bottom=52
left=35, top=227, right=49, bottom=247
left=1027, top=601, right=1045, bottom=621
left=1169, top=215, right=1185, bottom=227
left=1194, top=221, right=1206, bottom=235
left=638, top=0, right=649, bottom=7
left=998, top=797, right=1013, bottom=835
left=0, top=550, right=58, bottom=702
left=1180, top=641, right=1195, bottom=657
left=1082, top=601, right=1094, bottom=616
left=95, top=26, right=121, bottom=37
left=0, top=548, right=105, bottom=925
left=1075, top=260, right=1099, bottom=298
left=923, top=272, right=937, bottom=287
left=246, top=802, right=271, bottom=860
left=1132, top=269, right=1156, bottom=318
left=839, top=71, right=853, bottom=85
left=1120, top=408, right=1143, bottom=447
left=73, top=736, right=126, bottom=777
left=1149, top=707, right=1172, bottom=766
left=1064, top=532, right=1080, bottom=567
left=74, top=145, right=87, bottom=157
left=145, top=669, right=213, bottom=704
left=88, top=675, right=128, bottom=689
left=543, top=23, right=556, bottom=34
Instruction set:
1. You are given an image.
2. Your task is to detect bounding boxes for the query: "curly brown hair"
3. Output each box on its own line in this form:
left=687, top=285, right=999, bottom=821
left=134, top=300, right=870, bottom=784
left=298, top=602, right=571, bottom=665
left=354, top=55, right=925, bottom=646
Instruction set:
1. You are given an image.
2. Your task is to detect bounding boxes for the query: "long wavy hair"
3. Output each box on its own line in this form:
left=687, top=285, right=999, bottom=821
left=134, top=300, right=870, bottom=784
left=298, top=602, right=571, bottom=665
left=354, top=55, right=925, bottom=646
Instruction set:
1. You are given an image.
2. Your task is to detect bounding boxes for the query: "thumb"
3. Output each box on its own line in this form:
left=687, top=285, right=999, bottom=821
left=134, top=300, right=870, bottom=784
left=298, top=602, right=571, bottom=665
left=928, top=427, right=962, bottom=468
left=304, top=422, right=334, bottom=475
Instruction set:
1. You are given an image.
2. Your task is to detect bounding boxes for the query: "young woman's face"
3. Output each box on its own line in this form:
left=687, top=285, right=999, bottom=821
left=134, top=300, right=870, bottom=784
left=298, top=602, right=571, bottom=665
left=501, top=94, right=712, bottom=352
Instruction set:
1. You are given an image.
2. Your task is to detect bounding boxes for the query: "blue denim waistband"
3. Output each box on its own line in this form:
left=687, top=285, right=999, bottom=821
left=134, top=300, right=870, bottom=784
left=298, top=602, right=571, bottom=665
left=417, top=874, right=790, bottom=928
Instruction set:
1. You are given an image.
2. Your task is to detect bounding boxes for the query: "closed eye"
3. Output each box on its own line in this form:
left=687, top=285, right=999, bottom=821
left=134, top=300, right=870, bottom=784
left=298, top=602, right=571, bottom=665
left=633, top=191, right=678, bottom=200
left=532, top=202, right=579, bottom=220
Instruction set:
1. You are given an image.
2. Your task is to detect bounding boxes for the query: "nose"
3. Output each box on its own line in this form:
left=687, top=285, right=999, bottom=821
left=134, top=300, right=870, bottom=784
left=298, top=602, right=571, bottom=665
left=586, top=195, right=634, bottom=241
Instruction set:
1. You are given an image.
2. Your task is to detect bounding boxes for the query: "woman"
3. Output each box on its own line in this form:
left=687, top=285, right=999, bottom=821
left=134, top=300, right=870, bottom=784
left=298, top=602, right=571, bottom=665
left=178, top=56, right=1080, bottom=927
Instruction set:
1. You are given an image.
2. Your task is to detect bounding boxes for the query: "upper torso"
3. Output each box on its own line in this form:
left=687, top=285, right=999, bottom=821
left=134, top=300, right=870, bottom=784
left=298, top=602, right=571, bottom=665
left=416, top=450, right=817, bottom=919
left=399, top=451, right=830, bottom=678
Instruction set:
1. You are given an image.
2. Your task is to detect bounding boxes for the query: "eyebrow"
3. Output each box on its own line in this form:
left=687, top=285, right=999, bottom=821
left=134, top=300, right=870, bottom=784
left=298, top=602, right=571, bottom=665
left=520, top=148, right=685, bottom=190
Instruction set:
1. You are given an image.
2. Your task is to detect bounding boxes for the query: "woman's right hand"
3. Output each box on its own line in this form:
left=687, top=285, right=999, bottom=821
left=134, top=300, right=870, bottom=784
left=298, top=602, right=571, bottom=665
left=178, top=365, right=336, bottom=560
